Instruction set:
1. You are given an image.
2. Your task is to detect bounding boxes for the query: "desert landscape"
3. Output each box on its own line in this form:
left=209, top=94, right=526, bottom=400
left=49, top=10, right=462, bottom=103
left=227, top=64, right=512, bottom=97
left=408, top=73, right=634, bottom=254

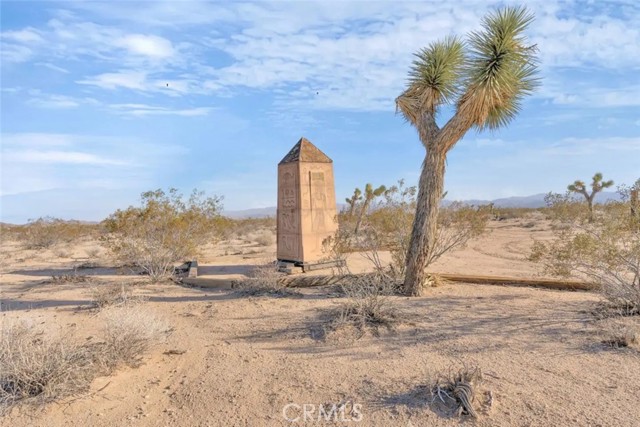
left=1, top=211, right=639, bottom=426
left=2, top=2, right=640, bottom=426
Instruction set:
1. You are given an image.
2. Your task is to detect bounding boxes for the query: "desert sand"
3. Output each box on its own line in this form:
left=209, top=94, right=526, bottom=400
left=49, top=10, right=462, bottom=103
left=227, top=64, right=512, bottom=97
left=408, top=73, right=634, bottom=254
left=1, top=217, right=639, bottom=426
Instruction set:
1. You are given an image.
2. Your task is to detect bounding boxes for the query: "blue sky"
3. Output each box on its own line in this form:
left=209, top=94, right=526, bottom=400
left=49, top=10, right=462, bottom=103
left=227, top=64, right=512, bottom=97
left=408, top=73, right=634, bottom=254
left=1, top=0, right=639, bottom=223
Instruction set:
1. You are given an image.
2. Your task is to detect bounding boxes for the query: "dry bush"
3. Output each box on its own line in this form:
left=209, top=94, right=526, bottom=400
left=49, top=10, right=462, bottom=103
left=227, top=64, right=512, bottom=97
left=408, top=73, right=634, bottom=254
left=492, top=206, right=538, bottom=221
left=234, top=261, right=301, bottom=297
left=54, top=247, right=72, bottom=258
left=49, top=273, right=90, bottom=284
left=103, top=188, right=224, bottom=282
left=531, top=182, right=640, bottom=317
left=226, top=217, right=276, bottom=241
left=429, top=365, right=489, bottom=418
left=84, top=247, right=101, bottom=258
left=0, top=321, right=95, bottom=411
left=18, top=217, right=97, bottom=250
left=327, top=181, right=488, bottom=281
left=98, top=306, right=169, bottom=369
left=597, top=318, right=639, bottom=349
left=89, top=283, right=145, bottom=309
left=1, top=306, right=169, bottom=412
left=252, top=230, right=276, bottom=246
left=326, top=274, right=404, bottom=340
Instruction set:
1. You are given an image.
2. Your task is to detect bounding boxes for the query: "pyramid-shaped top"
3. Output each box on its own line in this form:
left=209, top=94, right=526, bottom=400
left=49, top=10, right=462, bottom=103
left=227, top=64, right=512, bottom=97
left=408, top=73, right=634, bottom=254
left=279, top=137, right=332, bottom=164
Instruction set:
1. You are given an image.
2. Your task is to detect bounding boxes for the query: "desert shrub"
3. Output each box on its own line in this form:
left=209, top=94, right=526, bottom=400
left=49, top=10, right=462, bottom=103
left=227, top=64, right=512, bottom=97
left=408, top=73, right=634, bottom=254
left=233, top=261, right=300, bottom=297
left=531, top=180, right=640, bottom=316
left=429, top=365, right=489, bottom=418
left=103, top=188, right=224, bottom=282
left=541, top=192, right=589, bottom=223
left=326, top=274, right=404, bottom=340
left=54, top=247, right=72, bottom=258
left=226, top=217, right=276, bottom=241
left=98, top=306, right=169, bottom=369
left=598, top=318, right=639, bottom=349
left=17, top=217, right=98, bottom=249
left=84, top=247, right=101, bottom=258
left=89, top=283, right=144, bottom=309
left=327, top=180, right=489, bottom=281
left=252, top=229, right=276, bottom=246
left=492, top=206, right=538, bottom=221
left=1, top=306, right=169, bottom=411
left=0, top=321, right=95, bottom=411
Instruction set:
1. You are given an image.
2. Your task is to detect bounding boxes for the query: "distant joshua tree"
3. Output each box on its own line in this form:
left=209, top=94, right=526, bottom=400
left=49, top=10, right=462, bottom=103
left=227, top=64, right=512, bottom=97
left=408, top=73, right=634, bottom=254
left=567, top=173, right=614, bottom=222
left=396, top=6, right=539, bottom=295
left=354, top=184, right=387, bottom=234
left=345, top=188, right=363, bottom=217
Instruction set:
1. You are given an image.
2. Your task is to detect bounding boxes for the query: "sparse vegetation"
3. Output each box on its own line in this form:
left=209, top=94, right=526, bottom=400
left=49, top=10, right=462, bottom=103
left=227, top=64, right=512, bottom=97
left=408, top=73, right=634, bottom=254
left=251, top=230, right=276, bottom=246
left=567, top=172, right=614, bottom=222
left=17, top=217, right=96, bottom=250
left=89, top=282, right=144, bottom=309
left=598, top=318, right=639, bottom=349
left=0, top=321, right=96, bottom=411
left=0, top=305, right=167, bottom=412
left=233, top=261, right=301, bottom=297
left=103, top=188, right=224, bottom=282
left=99, top=306, right=169, bottom=369
left=531, top=179, right=640, bottom=316
left=327, top=180, right=489, bottom=288
left=325, top=274, right=404, bottom=340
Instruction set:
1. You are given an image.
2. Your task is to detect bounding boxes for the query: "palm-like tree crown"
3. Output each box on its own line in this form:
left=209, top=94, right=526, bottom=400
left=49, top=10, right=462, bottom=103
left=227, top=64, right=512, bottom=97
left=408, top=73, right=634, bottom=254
left=396, top=5, right=539, bottom=138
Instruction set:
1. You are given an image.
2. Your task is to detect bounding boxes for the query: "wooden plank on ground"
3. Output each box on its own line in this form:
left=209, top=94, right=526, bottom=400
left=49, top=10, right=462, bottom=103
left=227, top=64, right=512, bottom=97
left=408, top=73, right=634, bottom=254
left=279, top=272, right=594, bottom=291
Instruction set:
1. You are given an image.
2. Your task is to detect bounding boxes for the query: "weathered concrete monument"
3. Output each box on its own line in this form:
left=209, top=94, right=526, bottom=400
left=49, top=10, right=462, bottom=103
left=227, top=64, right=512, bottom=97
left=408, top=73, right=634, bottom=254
left=277, top=137, right=340, bottom=272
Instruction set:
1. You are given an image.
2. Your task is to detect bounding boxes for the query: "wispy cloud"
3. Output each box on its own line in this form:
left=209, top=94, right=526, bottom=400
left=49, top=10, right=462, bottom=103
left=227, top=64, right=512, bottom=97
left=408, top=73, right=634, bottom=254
left=4, top=1, right=639, bottom=112
left=26, top=91, right=100, bottom=109
left=109, top=103, right=213, bottom=116
left=7, top=150, right=129, bottom=166
left=0, top=133, right=186, bottom=196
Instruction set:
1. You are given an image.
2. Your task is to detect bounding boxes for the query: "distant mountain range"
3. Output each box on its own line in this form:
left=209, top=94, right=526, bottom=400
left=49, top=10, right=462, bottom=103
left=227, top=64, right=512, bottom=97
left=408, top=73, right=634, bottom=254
left=223, top=191, right=622, bottom=218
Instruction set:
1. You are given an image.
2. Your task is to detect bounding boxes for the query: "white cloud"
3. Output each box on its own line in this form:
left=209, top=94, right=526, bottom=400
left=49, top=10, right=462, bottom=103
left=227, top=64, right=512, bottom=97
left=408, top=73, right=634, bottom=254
left=1, top=133, right=74, bottom=147
left=545, top=137, right=640, bottom=156
left=3, top=1, right=640, bottom=112
left=109, top=103, right=213, bottom=116
left=8, top=150, right=128, bottom=166
left=77, top=70, right=148, bottom=90
left=26, top=92, right=100, bottom=109
left=38, top=62, right=70, bottom=73
left=0, top=44, right=33, bottom=63
left=115, top=34, right=175, bottom=58
left=550, top=85, right=640, bottom=108
left=0, top=133, right=187, bottom=198
left=1, top=28, right=43, bottom=43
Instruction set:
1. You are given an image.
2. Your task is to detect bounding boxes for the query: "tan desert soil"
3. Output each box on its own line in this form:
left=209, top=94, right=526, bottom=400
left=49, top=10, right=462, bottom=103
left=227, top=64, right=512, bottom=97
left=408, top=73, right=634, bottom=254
left=1, top=219, right=639, bottom=426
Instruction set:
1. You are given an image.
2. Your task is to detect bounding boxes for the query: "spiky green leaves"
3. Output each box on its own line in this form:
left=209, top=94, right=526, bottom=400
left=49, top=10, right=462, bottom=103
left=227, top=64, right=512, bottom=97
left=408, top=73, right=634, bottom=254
left=397, top=6, right=540, bottom=137
left=396, top=36, right=464, bottom=127
left=461, top=6, right=539, bottom=130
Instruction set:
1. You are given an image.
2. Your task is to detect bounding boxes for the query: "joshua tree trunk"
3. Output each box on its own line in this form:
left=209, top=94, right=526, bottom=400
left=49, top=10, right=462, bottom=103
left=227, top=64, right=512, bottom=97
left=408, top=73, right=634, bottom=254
left=587, top=198, right=594, bottom=222
left=403, top=146, right=446, bottom=295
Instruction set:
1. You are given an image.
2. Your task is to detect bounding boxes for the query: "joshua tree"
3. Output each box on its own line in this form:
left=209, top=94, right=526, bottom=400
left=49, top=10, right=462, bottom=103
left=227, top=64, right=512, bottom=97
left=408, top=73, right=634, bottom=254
left=345, top=188, right=363, bottom=217
left=567, top=173, right=614, bottom=222
left=396, top=6, right=539, bottom=295
left=354, top=183, right=387, bottom=234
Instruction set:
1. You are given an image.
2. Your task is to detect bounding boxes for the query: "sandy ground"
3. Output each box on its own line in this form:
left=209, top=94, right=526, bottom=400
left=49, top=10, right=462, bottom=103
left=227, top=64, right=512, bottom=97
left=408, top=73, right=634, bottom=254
left=1, top=218, right=639, bottom=426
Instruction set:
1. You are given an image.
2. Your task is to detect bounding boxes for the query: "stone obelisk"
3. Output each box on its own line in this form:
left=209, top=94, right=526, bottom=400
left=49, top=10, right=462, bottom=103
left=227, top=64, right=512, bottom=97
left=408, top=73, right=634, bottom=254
left=277, top=137, right=337, bottom=270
